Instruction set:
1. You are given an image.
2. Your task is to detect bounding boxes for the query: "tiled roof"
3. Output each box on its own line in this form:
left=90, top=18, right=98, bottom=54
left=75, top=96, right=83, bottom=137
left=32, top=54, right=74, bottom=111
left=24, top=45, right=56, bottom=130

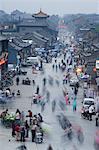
left=18, top=19, right=48, bottom=27
left=12, top=38, right=31, bottom=48
left=33, top=10, right=49, bottom=18
left=9, top=42, right=22, bottom=51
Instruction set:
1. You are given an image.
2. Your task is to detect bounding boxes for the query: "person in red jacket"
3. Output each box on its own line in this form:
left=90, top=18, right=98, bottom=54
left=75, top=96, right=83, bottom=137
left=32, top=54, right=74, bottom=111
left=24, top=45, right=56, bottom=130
left=15, top=124, right=20, bottom=141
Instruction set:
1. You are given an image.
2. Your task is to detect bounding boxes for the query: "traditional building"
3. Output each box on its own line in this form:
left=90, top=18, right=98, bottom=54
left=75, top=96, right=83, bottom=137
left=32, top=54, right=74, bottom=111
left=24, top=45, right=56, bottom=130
left=8, top=38, right=32, bottom=65
left=0, top=36, right=8, bottom=85
left=17, top=10, right=58, bottom=46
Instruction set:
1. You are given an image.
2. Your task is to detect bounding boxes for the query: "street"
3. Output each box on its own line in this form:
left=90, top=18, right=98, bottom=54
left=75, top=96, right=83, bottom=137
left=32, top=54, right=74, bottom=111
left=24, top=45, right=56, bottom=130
left=0, top=52, right=98, bottom=150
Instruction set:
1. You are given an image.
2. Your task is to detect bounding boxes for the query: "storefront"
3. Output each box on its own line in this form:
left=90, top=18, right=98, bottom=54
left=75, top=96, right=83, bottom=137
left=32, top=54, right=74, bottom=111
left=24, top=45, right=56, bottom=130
left=0, top=36, right=8, bottom=88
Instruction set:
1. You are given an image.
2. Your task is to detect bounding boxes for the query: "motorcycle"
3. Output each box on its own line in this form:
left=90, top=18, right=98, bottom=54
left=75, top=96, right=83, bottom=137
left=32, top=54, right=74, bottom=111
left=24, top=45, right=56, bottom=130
left=81, top=108, right=89, bottom=120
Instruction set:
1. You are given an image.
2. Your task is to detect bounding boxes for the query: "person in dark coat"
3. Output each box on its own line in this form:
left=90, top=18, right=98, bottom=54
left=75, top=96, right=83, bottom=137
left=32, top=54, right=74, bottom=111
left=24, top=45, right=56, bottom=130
left=43, top=78, right=46, bottom=86
left=12, top=122, right=16, bottom=137
left=25, top=120, right=29, bottom=138
left=47, top=144, right=53, bottom=150
left=16, top=76, right=20, bottom=85
left=31, top=123, right=37, bottom=142
left=20, top=127, right=25, bottom=142
left=36, top=85, right=39, bottom=94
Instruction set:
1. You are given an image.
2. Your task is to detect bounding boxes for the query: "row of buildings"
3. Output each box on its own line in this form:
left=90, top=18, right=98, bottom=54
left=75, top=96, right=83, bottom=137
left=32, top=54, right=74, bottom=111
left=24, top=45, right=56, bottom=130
left=0, top=10, right=58, bottom=88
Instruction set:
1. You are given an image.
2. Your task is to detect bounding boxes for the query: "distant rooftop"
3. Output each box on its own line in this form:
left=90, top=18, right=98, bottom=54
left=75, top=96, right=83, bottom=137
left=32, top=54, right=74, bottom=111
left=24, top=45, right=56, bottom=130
left=32, top=9, right=49, bottom=18
left=17, top=19, right=48, bottom=27
left=9, top=42, right=22, bottom=51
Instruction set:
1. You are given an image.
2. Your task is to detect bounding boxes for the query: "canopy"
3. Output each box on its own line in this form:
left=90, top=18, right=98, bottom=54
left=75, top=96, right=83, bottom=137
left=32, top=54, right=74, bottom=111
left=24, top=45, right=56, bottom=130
left=81, top=74, right=89, bottom=79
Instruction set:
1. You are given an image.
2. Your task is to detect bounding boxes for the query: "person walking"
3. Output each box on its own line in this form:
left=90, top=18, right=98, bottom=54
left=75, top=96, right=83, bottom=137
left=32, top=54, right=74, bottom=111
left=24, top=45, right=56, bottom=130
left=95, top=112, right=99, bottom=126
left=46, top=90, right=50, bottom=103
left=36, top=85, right=39, bottom=94
left=47, top=144, right=53, bottom=150
left=55, top=64, right=58, bottom=72
left=65, top=93, right=69, bottom=105
left=89, top=105, right=94, bottom=121
left=43, top=78, right=46, bottom=86
left=41, top=101, right=45, bottom=112
left=52, top=64, right=54, bottom=70
left=15, top=124, right=20, bottom=141
left=12, top=122, right=16, bottom=137
left=52, top=100, right=56, bottom=112
left=25, top=120, right=29, bottom=138
left=31, top=123, right=37, bottom=142
left=32, top=80, right=35, bottom=86
left=27, top=110, right=33, bottom=125
left=74, top=86, right=78, bottom=96
left=16, top=76, right=20, bottom=85
left=20, top=127, right=25, bottom=142
left=73, top=97, right=77, bottom=112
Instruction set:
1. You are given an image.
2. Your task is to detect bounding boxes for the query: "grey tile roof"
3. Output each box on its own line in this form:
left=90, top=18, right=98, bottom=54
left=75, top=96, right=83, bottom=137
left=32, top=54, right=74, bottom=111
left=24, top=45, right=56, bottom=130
left=17, top=19, right=48, bottom=27
left=12, top=38, right=31, bottom=48
left=9, top=42, right=22, bottom=51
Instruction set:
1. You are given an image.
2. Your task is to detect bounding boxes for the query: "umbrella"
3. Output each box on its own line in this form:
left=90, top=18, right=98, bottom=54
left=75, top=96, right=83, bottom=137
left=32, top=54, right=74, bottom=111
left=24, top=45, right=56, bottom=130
left=81, top=75, right=89, bottom=79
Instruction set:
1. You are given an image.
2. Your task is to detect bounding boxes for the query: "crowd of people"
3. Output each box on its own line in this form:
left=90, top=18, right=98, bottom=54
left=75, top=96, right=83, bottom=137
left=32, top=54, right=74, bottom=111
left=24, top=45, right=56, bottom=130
left=0, top=46, right=99, bottom=150
left=1, top=109, right=44, bottom=143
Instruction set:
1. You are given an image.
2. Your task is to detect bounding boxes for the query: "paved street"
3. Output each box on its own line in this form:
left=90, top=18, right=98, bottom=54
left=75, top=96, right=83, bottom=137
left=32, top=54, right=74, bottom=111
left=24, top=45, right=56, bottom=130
left=0, top=53, right=98, bottom=150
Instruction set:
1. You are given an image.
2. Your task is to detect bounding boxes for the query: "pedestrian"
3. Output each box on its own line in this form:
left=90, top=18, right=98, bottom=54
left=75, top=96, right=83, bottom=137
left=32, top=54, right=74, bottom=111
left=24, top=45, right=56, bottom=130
left=15, top=109, right=21, bottom=124
left=52, top=64, right=54, bottom=69
left=95, top=112, right=99, bottom=126
left=47, top=144, right=53, bottom=150
left=55, top=59, right=57, bottom=63
left=20, top=127, right=25, bottom=142
left=73, top=97, right=77, bottom=112
left=41, top=101, right=45, bottom=112
left=67, top=59, right=68, bottom=64
left=25, top=120, right=29, bottom=138
left=37, top=113, right=43, bottom=123
left=64, top=53, right=66, bottom=60
left=65, top=93, right=69, bottom=105
left=43, top=78, right=46, bottom=86
left=58, top=63, right=60, bottom=69
left=88, top=105, right=94, bottom=121
left=15, top=124, right=20, bottom=141
left=12, top=90, right=15, bottom=97
left=12, top=122, right=16, bottom=137
left=74, top=87, right=78, bottom=96
left=21, top=111, right=25, bottom=123
left=76, top=82, right=79, bottom=89
left=55, top=64, right=58, bottom=72
left=36, top=85, right=39, bottom=94
left=52, top=100, right=56, bottom=112
left=27, top=110, right=33, bottom=125
left=32, top=80, right=35, bottom=86
left=16, top=76, right=20, bottom=85
left=46, top=90, right=50, bottom=103
left=31, top=123, right=37, bottom=142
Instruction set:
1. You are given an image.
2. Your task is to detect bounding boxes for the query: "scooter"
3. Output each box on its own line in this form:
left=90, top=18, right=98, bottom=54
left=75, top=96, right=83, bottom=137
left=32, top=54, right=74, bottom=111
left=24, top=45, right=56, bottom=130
left=81, top=109, right=89, bottom=120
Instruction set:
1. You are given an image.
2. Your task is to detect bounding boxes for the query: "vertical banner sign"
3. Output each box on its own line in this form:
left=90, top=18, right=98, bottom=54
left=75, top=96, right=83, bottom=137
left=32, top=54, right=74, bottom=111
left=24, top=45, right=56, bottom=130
left=96, top=60, right=99, bottom=69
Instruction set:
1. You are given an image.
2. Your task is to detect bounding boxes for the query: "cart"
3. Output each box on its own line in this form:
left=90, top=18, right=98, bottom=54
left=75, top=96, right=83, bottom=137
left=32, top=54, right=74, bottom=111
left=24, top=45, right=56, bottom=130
left=35, top=131, right=43, bottom=143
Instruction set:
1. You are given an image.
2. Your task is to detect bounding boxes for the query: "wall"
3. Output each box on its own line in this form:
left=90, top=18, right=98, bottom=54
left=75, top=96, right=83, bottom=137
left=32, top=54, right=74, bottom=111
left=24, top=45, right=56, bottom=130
left=8, top=46, right=17, bottom=64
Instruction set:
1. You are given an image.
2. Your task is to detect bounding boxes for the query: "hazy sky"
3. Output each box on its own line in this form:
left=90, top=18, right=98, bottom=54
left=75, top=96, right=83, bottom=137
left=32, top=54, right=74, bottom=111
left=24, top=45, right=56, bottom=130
left=0, top=0, right=99, bottom=16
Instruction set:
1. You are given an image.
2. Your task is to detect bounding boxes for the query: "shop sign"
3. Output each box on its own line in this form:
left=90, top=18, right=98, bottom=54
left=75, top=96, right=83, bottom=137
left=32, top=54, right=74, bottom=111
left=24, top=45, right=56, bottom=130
left=0, top=69, right=1, bottom=80
left=96, top=60, right=99, bottom=69
left=0, top=59, right=6, bottom=65
left=0, top=52, right=8, bottom=61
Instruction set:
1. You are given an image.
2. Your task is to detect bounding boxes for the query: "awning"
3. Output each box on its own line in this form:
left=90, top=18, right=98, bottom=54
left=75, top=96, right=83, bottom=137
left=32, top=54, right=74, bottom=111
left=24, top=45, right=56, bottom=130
left=0, top=59, right=6, bottom=65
